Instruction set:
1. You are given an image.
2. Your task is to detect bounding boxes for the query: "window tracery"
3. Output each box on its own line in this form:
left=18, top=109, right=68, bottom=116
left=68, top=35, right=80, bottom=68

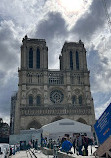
left=50, top=90, right=64, bottom=103
left=79, top=95, right=82, bottom=105
left=72, top=95, right=76, bottom=105
left=36, top=96, right=41, bottom=106
left=29, top=95, right=33, bottom=105
left=76, top=51, right=79, bottom=70
left=36, top=48, right=40, bottom=69
left=70, top=51, right=73, bottom=70
left=29, top=48, right=33, bottom=68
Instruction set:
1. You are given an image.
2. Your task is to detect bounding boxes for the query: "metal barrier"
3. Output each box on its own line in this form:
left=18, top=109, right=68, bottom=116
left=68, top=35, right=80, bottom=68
left=26, top=149, right=38, bottom=158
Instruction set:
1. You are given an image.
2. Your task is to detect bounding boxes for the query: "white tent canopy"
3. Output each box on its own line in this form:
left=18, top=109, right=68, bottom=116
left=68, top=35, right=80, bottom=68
left=41, top=119, right=92, bottom=140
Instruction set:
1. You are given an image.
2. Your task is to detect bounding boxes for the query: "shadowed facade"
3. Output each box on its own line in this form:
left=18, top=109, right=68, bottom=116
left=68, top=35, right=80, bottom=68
left=13, top=36, right=95, bottom=134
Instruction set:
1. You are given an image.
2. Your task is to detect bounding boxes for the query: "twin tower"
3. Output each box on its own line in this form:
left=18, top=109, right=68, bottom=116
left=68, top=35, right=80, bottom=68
left=14, top=35, right=95, bottom=134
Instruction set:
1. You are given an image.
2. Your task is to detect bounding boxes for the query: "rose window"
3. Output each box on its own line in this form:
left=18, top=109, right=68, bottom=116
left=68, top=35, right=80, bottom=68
left=50, top=90, right=64, bottom=103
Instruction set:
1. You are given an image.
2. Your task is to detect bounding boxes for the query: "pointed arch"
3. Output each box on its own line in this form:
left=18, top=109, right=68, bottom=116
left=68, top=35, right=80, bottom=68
left=72, top=95, right=76, bottom=105
left=29, top=48, right=33, bottom=68
left=27, top=120, right=42, bottom=129
left=77, top=118, right=87, bottom=124
left=36, top=48, right=40, bottom=69
left=76, top=51, right=79, bottom=70
left=26, top=88, right=42, bottom=96
left=51, top=116, right=63, bottom=123
left=36, top=95, right=41, bottom=106
left=79, top=95, right=82, bottom=105
left=70, top=51, right=73, bottom=70
left=29, top=95, right=33, bottom=106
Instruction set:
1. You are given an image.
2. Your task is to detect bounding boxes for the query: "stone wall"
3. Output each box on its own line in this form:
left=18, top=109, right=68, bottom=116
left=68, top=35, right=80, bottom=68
left=13, top=37, right=95, bottom=134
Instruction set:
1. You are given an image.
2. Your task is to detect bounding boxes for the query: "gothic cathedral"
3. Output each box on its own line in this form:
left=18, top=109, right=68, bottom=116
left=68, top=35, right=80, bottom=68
left=14, top=36, right=95, bottom=134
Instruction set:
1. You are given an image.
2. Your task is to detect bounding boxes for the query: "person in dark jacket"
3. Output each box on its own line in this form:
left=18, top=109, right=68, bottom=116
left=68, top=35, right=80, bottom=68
left=77, top=134, right=83, bottom=155
left=82, top=134, right=88, bottom=156
left=72, top=133, right=76, bottom=154
left=9, top=147, right=12, bottom=156
left=35, top=139, right=38, bottom=150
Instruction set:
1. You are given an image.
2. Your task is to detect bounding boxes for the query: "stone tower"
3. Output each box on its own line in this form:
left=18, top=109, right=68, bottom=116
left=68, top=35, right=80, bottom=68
left=14, top=36, right=95, bottom=134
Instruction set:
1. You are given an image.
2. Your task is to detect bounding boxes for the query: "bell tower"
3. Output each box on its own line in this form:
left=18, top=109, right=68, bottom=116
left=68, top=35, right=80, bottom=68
left=21, top=35, right=48, bottom=70
left=13, top=37, right=95, bottom=134
left=59, top=40, right=87, bottom=71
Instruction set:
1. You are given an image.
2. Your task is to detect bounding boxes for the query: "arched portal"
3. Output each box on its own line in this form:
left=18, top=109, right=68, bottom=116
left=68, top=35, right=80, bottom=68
left=77, top=118, right=87, bottom=124
left=27, top=120, right=42, bottom=129
left=51, top=116, right=63, bottom=123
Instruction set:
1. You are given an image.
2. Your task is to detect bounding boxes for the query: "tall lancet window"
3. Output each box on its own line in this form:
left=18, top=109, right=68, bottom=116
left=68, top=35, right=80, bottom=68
left=36, top=48, right=40, bottom=69
left=76, top=51, right=79, bottom=70
left=36, top=96, right=41, bottom=106
left=29, top=48, right=33, bottom=68
left=70, top=51, right=73, bottom=70
left=79, top=95, right=82, bottom=105
left=72, top=96, right=76, bottom=105
left=29, top=95, right=33, bottom=106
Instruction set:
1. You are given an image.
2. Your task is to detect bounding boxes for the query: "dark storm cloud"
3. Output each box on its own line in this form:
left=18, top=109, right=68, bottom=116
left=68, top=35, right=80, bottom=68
left=0, top=20, right=20, bottom=120
left=36, top=12, right=68, bottom=40
left=34, top=12, right=68, bottom=67
left=86, top=46, right=111, bottom=118
left=0, top=15, right=4, bottom=23
left=0, top=76, right=18, bottom=118
left=71, top=0, right=111, bottom=41
left=87, top=46, right=104, bottom=89
left=87, top=45, right=111, bottom=92
left=0, top=21, right=20, bottom=70
left=87, top=47, right=103, bottom=74
left=0, top=71, right=6, bottom=79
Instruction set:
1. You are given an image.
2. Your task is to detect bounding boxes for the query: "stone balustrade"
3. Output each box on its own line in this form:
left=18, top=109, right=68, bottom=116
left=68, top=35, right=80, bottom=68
left=20, top=105, right=92, bottom=116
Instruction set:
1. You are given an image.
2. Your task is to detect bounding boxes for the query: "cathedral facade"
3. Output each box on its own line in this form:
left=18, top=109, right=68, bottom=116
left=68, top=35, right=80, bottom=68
left=14, top=35, right=95, bottom=134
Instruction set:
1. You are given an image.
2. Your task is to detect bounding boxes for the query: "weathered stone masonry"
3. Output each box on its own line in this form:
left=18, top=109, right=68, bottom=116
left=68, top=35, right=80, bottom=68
left=14, top=35, right=95, bottom=134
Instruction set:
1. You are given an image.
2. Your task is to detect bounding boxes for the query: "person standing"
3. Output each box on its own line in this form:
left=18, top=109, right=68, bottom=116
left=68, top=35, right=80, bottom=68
left=72, top=133, right=76, bottom=154
left=35, top=139, right=38, bottom=150
left=77, top=134, right=83, bottom=155
left=9, top=147, right=12, bottom=156
left=32, top=140, right=35, bottom=148
left=61, top=137, right=73, bottom=153
left=83, top=133, right=88, bottom=156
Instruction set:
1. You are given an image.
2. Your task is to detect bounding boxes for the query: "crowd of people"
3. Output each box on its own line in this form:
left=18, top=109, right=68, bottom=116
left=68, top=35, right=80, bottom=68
left=41, top=133, right=93, bottom=156
left=9, top=133, right=93, bottom=156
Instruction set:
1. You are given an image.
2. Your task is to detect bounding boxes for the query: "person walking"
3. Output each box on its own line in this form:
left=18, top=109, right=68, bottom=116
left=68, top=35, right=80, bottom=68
left=77, top=134, right=83, bottom=155
left=83, top=133, right=89, bottom=156
left=72, top=133, right=76, bottom=154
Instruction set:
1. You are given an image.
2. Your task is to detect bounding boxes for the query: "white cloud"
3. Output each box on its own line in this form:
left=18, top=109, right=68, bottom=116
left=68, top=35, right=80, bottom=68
left=0, top=0, right=111, bottom=123
left=0, top=20, right=20, bottom=74
left=95, top=97, right=111, bottom=119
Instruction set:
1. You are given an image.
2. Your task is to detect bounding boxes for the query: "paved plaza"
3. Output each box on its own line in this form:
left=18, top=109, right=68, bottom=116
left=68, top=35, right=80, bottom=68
left=9, top=151, right=95, bottom=158
left=9, top=150, right=53, bottom=158
left=9, top=146, right=96, bottom=158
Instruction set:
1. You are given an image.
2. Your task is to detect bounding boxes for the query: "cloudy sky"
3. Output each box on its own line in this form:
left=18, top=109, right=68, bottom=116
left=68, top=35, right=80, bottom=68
left=0, top=0, right=111, bottom=124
